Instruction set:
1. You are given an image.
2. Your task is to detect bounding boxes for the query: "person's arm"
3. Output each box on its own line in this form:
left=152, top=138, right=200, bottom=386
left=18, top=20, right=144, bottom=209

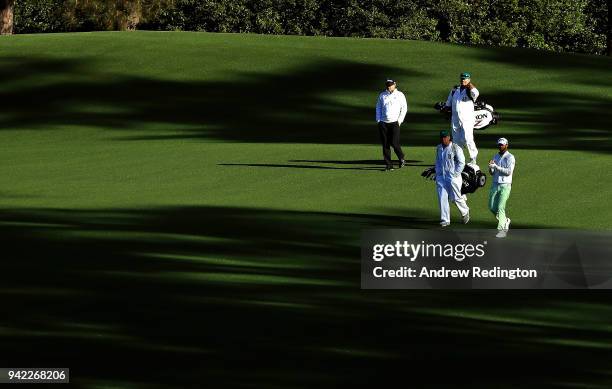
left=469, top=85, right=479, bottom=102
left=444, top=89, right=453, bottom=108
left=398, top=92, right=408, bottom=125
left=434, top=147, right=441, bottom=175
left=375, top=94, right=382, bottom=122
left=453, top=145, right=465, bottom=176
left=494, top=155, right=515, bottom=176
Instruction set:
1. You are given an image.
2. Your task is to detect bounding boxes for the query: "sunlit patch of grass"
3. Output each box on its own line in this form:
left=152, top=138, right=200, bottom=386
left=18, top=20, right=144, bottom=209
left=97, top=270, right=348, bottom=287
left=140, top=252, right=323, bottom=270
left=537, top=338, right=612, bottom=350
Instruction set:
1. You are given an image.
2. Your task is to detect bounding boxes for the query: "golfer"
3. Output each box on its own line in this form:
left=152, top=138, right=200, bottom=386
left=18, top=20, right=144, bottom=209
left=444, top=72, right=479, bottom=164
left=375, top=79, right=408, bottom=171
left=488, top=137, right=515, bottom=238
left=435, top=130, right=470, bottom=227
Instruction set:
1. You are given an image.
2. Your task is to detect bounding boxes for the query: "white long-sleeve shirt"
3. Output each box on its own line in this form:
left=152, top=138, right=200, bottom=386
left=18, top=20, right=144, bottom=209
left=445, top=86, right=479, bottom=123
left=435, top=142, right=465, bottom=181
left=489, top=151, right=515, bottom=184
left=376, top=90, right=408, bottom=125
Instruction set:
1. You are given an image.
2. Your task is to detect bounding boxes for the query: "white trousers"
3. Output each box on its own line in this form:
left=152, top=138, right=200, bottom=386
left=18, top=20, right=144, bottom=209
left=437, top=176, right=469, bottom=223
left=452, top=118, right=478, bottom=160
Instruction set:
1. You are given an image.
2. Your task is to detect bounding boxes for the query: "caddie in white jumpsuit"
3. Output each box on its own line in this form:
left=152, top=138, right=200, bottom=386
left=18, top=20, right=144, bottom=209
left=435, top=130, right=470, bottom=227
left=445, top=72, right=479, bottom=164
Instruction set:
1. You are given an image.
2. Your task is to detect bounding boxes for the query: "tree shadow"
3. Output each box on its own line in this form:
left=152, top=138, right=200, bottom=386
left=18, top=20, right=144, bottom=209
left=411, top=89, right=612, bottom=152
left=1, top=206, right=611, bottom=387
left=0, top=55, right=419, bottom=146
left=471, top=45, right=612, bottom=88
left=1, top=55, right=611, bottom=152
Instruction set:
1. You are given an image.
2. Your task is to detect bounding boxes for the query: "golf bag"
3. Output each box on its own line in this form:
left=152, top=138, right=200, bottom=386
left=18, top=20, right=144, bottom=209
left=433, top=101, right=500, bottom=130
left=421, top=163, right=487, bottom=195
left=460, top=163, right=487, bottom=194
left=473, top=101, right=500, bottom=130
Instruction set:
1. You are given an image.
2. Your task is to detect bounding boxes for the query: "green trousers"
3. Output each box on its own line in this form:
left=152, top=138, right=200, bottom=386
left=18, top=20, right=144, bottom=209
left=488, top=183, right=512, bottom=230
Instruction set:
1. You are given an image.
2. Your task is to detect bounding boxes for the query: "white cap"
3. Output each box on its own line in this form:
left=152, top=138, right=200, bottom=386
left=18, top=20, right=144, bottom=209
left=497, top=137, right=508, bottom=146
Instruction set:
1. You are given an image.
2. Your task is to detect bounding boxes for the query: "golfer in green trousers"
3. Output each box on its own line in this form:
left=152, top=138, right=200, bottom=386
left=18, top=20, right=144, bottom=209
left=488, top=137, right=515, bottom=238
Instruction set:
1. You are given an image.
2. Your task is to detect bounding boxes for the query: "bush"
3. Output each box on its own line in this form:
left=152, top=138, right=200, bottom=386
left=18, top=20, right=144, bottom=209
left=12, top=0, right=610, bottom=55
left=14, top=0, right=67, bottom=33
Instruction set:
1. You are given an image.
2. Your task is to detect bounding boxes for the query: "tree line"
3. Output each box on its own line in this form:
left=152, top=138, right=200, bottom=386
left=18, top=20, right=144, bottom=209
left=2, top=0, right=611, bottom=56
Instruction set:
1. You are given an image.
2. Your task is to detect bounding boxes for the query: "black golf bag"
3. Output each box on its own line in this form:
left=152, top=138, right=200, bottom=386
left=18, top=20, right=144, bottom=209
left=433, top=101, right=500, bottom=130
left=460, top=163, right=487, bottom=194
left=421, top=163, right=487, bottom=195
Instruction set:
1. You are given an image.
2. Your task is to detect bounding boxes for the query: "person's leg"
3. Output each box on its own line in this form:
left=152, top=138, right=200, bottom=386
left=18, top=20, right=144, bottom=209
left=450, top=175, right=469, bottom=217
left=451, top=116, right=460, bottom=138
left=463, top=123, right=478, bottom=162
left=390, top=121, right=405, bottom=162
left=454, top=197, right=469, bottom=217
left=378, top=122, right=392, bottom=167
left=437, top=180, right=450, bottom=224
left=496, top=184, right=512, bottom=230
left=452, top=119, right=465, bottom=148
left=489, top=184, right=500, bottom=216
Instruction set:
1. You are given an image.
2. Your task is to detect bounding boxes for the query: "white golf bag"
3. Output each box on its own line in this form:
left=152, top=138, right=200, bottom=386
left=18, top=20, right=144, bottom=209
left=473, top=101, right=500, bottom=130
left=434, top=101, right=500, bottom=130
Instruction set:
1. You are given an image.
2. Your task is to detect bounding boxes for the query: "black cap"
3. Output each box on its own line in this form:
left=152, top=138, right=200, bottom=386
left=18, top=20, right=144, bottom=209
left=385, top=79, right=396, bottom=86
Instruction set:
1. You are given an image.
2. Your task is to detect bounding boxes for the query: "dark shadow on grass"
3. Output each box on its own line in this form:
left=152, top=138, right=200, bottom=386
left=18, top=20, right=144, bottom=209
left=1, top=206, right=612, bottom=387
left=472, top=45, right=612, bottom=88
left=1, top=55, right=611, bottom=152
left=218, top=159, right=429, bottom=171
left=290, top=159, right=423, bottom=165
left=406, top=88, right=612, bottom=153
left=218, top=163, right=384, bottom=171
left=0, top=55, right=421, bottom=147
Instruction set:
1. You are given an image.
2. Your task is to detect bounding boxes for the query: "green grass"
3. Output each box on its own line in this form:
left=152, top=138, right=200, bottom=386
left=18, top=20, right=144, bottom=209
left=1, top=31, right=611, bottom=227
left=1, top=31, right=612, bottom=388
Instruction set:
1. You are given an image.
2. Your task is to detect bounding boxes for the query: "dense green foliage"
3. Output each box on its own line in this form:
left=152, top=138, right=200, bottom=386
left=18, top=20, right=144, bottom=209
left=13, top=0, right=610, bottom=55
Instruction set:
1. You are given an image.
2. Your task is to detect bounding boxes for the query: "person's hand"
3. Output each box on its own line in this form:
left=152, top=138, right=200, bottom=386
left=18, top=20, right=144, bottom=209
left=489, top=160, right=495, bottom=166
left=421, top=167, right=436, bottom=180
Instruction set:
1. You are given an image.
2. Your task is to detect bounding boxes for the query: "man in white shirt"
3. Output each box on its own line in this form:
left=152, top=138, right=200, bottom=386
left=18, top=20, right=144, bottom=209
left=375, top=79, right=408, bottom=171
left=435, top=130, right=470, bottom=227
left=444, top=72, right=479, bottom=164
left=488, top=137, right=516, bottom=238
